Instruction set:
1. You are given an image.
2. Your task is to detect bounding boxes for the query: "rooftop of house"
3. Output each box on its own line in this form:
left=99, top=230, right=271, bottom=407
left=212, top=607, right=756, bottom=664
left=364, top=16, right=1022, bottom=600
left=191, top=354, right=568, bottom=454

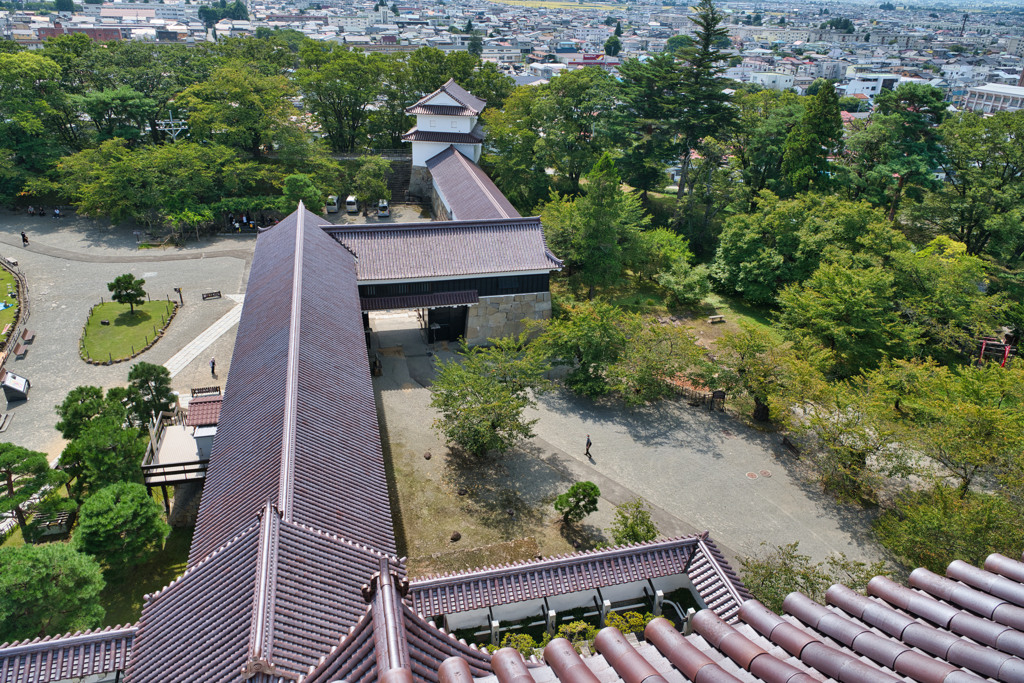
left=425, top=145, right=520, bottom=221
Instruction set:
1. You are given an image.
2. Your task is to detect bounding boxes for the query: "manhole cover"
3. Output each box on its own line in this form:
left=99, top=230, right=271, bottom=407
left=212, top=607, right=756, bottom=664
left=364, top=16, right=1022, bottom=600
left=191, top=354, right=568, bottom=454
left=760, top=470, right=772, bottom=477
left=746, top=472, right=758, bottom=479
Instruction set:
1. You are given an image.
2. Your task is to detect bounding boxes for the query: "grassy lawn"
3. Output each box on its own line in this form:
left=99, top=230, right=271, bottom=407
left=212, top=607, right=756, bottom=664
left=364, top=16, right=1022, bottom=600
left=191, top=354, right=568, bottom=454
left=81, top=300, right=176, bottom=362
left=99, top=526, right=192, bottom=627
left=0, top=268, right=20, bottom=348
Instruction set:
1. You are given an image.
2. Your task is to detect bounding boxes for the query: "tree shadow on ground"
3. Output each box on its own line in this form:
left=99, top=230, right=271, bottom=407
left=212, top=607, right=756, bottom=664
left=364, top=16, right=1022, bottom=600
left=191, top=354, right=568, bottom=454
left=114, top=310, right=152, bottom=327
left=442, top=441, right=574, bottom=542
left=559, top=520, right=606, bottom=551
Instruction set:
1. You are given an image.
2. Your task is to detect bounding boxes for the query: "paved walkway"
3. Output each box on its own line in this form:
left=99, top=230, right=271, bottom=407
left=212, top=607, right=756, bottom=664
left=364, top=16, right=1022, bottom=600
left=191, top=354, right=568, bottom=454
left=0, top=210, right=253, bottom=460
left=164, top=296, right=243, bottom=378
left=372, top=313, right=885, bottom=568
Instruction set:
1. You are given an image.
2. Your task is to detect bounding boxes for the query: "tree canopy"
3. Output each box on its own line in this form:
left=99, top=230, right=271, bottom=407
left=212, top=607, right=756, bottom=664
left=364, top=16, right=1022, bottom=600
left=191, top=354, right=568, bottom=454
left=75, top=482, right=170, bottom=567
left=0, top=543, right=105, bottom=642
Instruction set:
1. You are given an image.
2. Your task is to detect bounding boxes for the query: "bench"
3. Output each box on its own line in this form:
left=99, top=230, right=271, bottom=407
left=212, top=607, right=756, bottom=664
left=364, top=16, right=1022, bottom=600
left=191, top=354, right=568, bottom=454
left=707, top=315, right=726, bottom=324
left=202, top=291, right=222, bottom=301
left=13, top=343, right=26, bottom=359
left=21, top=329, right=34, bottom=344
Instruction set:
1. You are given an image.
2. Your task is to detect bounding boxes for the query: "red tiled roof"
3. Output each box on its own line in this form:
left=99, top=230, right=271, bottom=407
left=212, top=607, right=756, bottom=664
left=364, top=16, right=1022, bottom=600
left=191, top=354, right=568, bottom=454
left=360, top=290, right=478, bottom=312
left=190, top=205, right=395, bottom=562
left=305, top=562, right=493, bottom=683
left=406, top=104, right=479, bottom=117
left=184, top=394, right=222, bottom=427
left=426, top=146, right=521, bottom=221
left=401, top=128, right=485, bottom=144
left=0, top=626, right=135, bottom=683
left=408, top=535, right=751, bottom=624
left=406, top=79, right=486, bottom=116
left=324, top=218, right=562, bottom=282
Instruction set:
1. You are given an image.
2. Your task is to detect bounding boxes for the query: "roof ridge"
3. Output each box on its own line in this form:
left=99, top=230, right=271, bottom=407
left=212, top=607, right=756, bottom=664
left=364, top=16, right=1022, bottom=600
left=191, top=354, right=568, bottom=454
left=0, top=624, right=138, bottom=653
left=409, top=534, right=703, bottom=584
left=324, top=216, right=541, bottom=235
left=146, top=517, right=261, bottom=602
left=284, top=518, right=402, bottom=563
left=453, top=149, right=515, bottom=220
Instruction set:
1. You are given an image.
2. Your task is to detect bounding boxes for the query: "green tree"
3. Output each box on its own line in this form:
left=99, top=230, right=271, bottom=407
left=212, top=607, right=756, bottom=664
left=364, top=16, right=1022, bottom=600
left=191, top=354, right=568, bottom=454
left=107, top=273, right=146, bottom=314
left=75, top=482, right=170, bottom=567
left=604, top=35, right=622, bottom=56
left=778, top=263, right=920, bottom=378
left=127, top=362, right=176, bottom=425
left=500, top=632, right=537, bottom=656
left=781, top=81, right=843, bottom=193
left=0, top=444, right=65, bottom=539
left=889, top=237, right=1008, bottom=360
left=675, top=0, right=736, bottom=201
left=177, top=64, right=295, bottom=157
left=280, top=173, right=323, bottom=213
left=665, top=34, right=693, bottom=54
left=55, top=385, right=107, bottom=440
left=540, top=154, right=648, bottom=299
left=614, top=54, right=683, bottom=200
left=532, top=300, right=629, bottom=397
left=467, top=34, right=483, bottom=57
left=608, top=498, right=659, bottom=545
left=55, top=0, right=75, bottom=12
left=728, top=89, right=804, bottom=210
left=530, top=67, right=617, bottom=194
left=480, top=86, right=549, bottom=212
left=631, top=228, right=692, bottom=282
left=70, top=86, right=158, bottom=144
left=606, top=320, right=703, bottom=405
left=711, top=193, right=905, bottom=305
left=710, top=323, right=820, bottom=422
left=351, top=155, right=391, bottom=216
left=842, top=83, right=947, bottom=220
left=0, top=543, right=105, bottom=642
left=465, top=62, right=515, bottom=110
left=739, top=541, right=887, bottom=613
left=554, top=481, right=600, bottom=525
left=912, top=111, right=1024, bottom=259
left=59, top=414, right=145, bottom=498
left=430, top=335, right=549, bottom=456
left=875, top=485, right=1024, bottom=574
left=838, top=96, right=868, bottom=113
left=296, top=44, right=382, bottom=152
left=655, top=260, right=711, bottom=308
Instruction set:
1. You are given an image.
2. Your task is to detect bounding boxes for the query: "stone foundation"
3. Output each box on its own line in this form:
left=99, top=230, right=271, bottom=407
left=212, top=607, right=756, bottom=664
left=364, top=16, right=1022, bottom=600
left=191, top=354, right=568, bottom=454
left=465, top=292, right=552, bottom=346
left=409, top=165, right=433, bottom=202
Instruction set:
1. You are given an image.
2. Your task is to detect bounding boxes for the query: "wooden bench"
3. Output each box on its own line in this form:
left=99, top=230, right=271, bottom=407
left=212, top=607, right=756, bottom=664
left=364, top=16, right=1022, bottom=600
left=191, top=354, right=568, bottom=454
left=13, top=343, right=26, bottom=359
left=202, top=291, right=222, bottom=301
left=707, top=315, right=726, bottom=324
left=21, top=328, right=34, bottom=344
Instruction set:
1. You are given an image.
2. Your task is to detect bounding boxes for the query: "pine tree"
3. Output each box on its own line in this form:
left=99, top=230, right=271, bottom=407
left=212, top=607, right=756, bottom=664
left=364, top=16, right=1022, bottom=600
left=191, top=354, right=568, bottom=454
left=675, top=0, right=735, bottom=201
left=782, top=81, right=843, bottom=193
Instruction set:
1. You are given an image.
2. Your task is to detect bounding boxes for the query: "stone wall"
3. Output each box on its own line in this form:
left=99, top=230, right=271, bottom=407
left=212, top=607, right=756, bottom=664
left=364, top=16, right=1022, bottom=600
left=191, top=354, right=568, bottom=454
left=464, top=292, right=551, bottom=346
left=409, top=165, right=433, bottom=201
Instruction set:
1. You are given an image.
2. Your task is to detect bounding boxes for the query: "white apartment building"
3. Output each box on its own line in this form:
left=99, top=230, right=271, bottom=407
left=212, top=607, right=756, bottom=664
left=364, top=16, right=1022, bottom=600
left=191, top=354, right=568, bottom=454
left=751, top=71, right=795, bottom=90
left=962, top=83, right=1024, bottom=113
left=844, top=73, right=900, bottom=98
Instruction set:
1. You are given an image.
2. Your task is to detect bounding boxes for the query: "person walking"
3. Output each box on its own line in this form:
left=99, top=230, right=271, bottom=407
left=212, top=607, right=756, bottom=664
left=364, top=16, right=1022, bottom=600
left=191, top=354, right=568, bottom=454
left=210, top=357, right=216, bottom=377
left=585, top=434, right=592, bottom=458
left=20, top=231, right=28, bottom=247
